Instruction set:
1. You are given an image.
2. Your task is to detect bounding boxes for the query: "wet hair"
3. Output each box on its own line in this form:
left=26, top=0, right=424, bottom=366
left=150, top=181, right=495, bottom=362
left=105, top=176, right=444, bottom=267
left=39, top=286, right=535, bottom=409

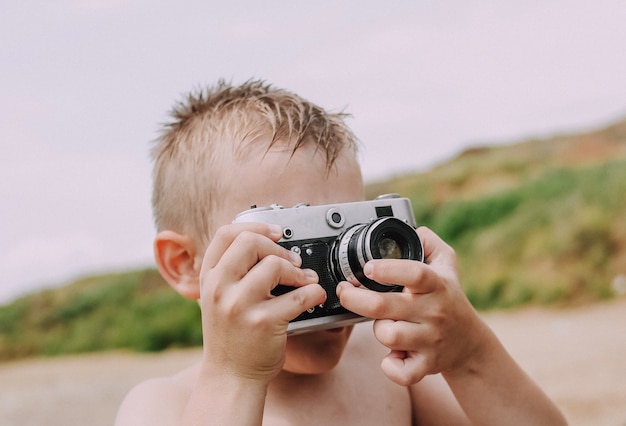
left=151, top=79, right=359, bottom=241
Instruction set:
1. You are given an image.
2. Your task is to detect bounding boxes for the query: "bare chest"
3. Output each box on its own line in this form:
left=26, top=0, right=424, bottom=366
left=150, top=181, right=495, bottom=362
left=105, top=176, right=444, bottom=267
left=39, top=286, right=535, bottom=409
left=263, top=367, right=412, bottom=425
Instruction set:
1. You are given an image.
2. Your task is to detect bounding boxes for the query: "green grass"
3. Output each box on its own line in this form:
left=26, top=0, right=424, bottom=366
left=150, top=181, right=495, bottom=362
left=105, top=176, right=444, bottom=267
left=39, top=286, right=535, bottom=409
left=0, top=270, right=202, bottom=360
left=425, top=161, right=626, bottom=309
left=369, top=157, right=626, bottom=311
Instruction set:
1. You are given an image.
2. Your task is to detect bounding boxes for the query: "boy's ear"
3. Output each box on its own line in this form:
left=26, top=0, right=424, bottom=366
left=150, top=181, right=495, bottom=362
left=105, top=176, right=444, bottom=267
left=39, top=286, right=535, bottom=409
left=154, top=231, right=201, bottom=300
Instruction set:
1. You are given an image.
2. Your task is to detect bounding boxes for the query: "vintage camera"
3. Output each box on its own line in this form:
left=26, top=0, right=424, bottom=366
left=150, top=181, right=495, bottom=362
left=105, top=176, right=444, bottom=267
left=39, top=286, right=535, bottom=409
left=233, top=194, right=424, bottom=334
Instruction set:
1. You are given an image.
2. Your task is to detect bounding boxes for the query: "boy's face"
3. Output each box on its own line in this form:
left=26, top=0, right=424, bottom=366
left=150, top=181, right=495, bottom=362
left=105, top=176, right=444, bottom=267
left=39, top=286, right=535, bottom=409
left=210, top=139, right=365, bottom=375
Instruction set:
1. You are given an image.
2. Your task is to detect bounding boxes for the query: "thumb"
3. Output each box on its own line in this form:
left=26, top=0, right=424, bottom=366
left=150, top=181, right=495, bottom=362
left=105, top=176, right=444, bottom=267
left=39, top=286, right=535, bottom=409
left=273, top=283, right=327, bottom=322
left=380, top=350, right=430, bottom=387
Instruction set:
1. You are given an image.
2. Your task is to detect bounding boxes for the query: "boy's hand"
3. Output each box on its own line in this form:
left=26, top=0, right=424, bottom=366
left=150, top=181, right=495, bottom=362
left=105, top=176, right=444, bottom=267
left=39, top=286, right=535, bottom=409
left=337, top=226, right=488, bottom=386
left=198, top=222, right=326, bottom=383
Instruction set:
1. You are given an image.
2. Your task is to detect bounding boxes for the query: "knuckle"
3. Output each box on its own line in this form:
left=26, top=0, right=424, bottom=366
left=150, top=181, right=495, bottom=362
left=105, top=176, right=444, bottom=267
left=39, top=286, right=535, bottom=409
left=411, top=265, right=427, bottom=282
left=202, top=276, right=239, bottom=316
left=409, top=367, right=426, bottom=384
left=206, top=285, right=222, bottom=305
left=258, top=255, right=289, bottom=277
left=263, top=254, right=284, bottom=269
left=424, top=311, right=447, bottom=345
left=369, top=293, right=389, bottom=318
left=424, top=319, right=446, bottom=349
left=396, top=372, right=416, bottom=387
left=202, top=270, right=223, bottom=301
left=381, top=322, right=403, bottom=347
left=429, top=327, right=445, bottom=348
left=397, top=377, right=412, bottom=387
left=429, top=303, right=447, bottom=326
left=234, top=230, right=257, bottom=245
left=216, top=296, right=242, bottom=320
left=213, top=224, right=233, bottom=241
left=245, top=308, right=269, bottom=328
left=290, top=288, right=310, bottom=310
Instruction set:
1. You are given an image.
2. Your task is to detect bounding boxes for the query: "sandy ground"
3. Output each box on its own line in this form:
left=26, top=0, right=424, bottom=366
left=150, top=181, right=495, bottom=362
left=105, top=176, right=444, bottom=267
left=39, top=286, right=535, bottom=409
left=1, top=298, right=625, bottom=426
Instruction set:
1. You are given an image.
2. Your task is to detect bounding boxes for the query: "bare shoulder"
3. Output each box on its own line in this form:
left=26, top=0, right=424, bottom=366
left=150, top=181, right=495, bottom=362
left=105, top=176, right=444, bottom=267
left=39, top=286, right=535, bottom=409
left=115, top=363, right=199, bottom=426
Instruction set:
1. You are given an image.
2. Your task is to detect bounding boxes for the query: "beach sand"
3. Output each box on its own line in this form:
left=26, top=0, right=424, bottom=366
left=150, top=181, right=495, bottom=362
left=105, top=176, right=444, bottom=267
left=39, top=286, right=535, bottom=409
left=1, top=298, right=625, bottom=425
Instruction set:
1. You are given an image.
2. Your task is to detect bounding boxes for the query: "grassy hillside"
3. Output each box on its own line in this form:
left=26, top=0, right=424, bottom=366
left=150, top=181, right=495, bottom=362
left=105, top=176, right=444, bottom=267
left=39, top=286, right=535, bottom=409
left=1, top=117, right=625, bottom=360
left=0, top=270, right=201, bottom=360
left=367, top=117, right=626, bottom=308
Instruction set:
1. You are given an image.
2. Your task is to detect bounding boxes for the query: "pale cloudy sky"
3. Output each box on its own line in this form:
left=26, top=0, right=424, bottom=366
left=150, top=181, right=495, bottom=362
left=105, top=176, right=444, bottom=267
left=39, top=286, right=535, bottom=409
left=1, top=0, right=625, bottom=303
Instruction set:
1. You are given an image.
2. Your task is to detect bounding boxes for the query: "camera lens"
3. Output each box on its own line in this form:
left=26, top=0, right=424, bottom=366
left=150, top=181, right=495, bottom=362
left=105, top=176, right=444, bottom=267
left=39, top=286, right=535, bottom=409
left=378, top=237, right=403, bottom=259
left=332, top=217, right=423, bottom=292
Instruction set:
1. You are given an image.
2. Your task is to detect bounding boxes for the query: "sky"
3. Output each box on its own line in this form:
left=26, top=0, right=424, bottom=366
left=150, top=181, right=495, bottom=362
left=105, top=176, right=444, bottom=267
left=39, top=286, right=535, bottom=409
left=1, top=0, right=626, bottom=304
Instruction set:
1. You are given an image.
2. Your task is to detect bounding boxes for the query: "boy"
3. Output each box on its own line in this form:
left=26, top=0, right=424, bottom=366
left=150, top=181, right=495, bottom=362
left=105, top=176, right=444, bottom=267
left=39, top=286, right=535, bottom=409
left=116, top=80, right=566, bottom=425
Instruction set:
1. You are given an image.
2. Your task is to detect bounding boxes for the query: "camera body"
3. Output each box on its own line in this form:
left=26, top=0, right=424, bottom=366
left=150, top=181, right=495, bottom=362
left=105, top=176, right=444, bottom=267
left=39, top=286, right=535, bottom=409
left=233, top=194, right=423, bottom=334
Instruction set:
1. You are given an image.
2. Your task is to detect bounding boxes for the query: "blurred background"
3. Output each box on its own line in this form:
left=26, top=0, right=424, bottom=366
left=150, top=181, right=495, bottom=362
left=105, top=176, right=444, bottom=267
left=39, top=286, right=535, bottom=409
left=1, top=1, right=626, bottom=425
left=2, top=0, right=626, bottom=303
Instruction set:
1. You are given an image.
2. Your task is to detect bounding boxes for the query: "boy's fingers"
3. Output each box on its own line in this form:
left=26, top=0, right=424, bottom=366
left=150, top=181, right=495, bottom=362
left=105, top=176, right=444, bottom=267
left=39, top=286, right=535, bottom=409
left=416, top=226, right=456, bottom=266
left=202, top=223, right=286, bottom=270
left=373, top=319, right=428, bottom=350
left=265, top=284, right=327, bottom=322
left=337, top=282, right=398, bottom=319
left=380, top=350, right=430, bottom=386
left=337, top=282, right=429, bottom=321
left=241, top=255, right=319, bottom=300
left=363, top=259, right=438, bottom=295
left=205, top=228, right=301, bottom=286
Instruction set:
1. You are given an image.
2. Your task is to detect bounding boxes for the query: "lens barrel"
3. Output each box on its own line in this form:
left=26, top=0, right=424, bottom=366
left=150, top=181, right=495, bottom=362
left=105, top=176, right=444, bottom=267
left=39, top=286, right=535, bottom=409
left=332, top=217, right=423, bottom=292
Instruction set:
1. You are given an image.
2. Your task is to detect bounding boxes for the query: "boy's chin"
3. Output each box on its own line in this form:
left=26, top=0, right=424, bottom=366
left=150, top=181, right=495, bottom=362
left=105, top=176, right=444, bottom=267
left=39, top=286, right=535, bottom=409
left=282, top=326, right=353, bottom=375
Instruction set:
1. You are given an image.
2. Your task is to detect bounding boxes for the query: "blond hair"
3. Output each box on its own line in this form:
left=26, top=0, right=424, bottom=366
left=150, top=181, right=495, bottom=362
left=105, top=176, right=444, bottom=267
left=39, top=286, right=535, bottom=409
left=151, top=79, right=359, bottom=243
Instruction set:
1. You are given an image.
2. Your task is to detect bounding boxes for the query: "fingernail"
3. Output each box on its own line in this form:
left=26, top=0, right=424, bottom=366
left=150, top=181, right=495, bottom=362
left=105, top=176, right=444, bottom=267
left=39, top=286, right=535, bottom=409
left=269, top=224, right=283, bottom=238
left=303, top=269, right=318, bottom=281
left=364, top=262, right=373, bottom=277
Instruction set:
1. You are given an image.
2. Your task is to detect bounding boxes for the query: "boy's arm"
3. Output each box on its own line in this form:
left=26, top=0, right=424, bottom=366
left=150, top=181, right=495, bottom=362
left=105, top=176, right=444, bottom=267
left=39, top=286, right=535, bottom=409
left=441, top=323, right=564, bottom=425
left=115, top=372, right=269, bottom=426
left=409, top=374, right=472, bottom=426
left=181, top=373, right=268, bottom=425
left=337, top=226, right=566, bottom=426
left=116, top=223, right=325, bottom=425
left=408, top=320, right=565, bottom=425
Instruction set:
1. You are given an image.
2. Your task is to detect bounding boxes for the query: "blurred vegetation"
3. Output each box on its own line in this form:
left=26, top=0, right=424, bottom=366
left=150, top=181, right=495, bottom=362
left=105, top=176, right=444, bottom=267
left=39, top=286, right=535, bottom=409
left=420, top=161, right=625, bottom=309
left=367, top=117, right=626, bottom=310
left=1, top=117, right=625, bottom=360
left=0, top=270, right=201, bottom=361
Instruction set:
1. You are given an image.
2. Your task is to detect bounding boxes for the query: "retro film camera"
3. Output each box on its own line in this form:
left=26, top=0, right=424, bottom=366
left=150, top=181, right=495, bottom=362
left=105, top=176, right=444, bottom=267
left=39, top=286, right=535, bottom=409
left=233, top=194, right=424, bottom=334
